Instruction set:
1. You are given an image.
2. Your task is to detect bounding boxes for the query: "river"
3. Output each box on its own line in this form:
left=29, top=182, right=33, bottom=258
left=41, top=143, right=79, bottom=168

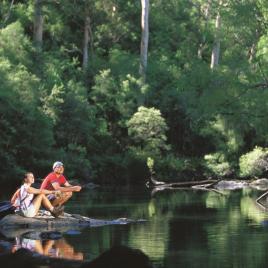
left=1, top=185, right=268, bottom=267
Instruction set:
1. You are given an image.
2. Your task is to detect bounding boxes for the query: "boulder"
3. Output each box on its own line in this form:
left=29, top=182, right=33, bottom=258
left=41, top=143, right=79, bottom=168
left=249, top=178, right=268, bottom=190
left=0, top=213, right=90, bottom=230
left=214, top=180, right=249, bottom=190
left=0, top=211, right=146, bottom=231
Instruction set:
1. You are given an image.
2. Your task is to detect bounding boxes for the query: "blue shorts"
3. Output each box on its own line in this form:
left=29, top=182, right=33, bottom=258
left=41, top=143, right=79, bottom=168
left=47, top=193, right=56, bottom=201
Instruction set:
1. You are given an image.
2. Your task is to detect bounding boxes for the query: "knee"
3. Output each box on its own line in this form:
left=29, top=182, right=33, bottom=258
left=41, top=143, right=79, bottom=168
left=66, top=192, right=72, bottom=198
left=61, top=192, right=72, bottom=199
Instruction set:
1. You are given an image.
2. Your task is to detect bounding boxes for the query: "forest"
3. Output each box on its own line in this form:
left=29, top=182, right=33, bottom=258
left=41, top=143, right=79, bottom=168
left=1, top=0, right=268, bottom=187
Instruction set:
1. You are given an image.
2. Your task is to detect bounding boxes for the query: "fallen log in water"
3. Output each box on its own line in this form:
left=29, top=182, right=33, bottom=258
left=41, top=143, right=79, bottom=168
left=147, top=178, right=220, bottom=196
left=158, top=179, right=219, bottom=188
left=146, top=177, right=219, bottom=188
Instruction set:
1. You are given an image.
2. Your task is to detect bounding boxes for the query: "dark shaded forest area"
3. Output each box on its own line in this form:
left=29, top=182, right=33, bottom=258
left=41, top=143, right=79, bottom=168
left=1, top=0, right=268, bottom=187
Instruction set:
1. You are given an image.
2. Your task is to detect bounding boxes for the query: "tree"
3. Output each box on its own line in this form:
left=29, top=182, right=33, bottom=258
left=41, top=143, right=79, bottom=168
left=197, top=0, right=212, bottom=59
left=210, top=0, right=222, bottom=69
left=0, top=0, right=15, bottom=29
left=33, top=0, right=43, bottom=49
left=82, top=1, right=94, bottom=71
left=139, top=0, right=149, bottom=82
left=127, top=106, right=169, bottom=157
left=0, top=22, right=54, bottom=182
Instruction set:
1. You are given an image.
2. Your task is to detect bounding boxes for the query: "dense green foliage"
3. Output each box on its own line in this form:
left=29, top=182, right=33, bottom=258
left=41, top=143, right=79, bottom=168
left=127, top=106, right=169, bottom=156
left=1, top=0, right=268, bottom=185
left=239, top=146, right=268, bottom=178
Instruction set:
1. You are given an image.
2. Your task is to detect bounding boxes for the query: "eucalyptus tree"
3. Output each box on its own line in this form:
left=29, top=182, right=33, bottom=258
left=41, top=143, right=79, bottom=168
left=197, top=0, right=212, bottom=59
left=139, top=0, right=149, bottom=82
left=82, top=5, right=93, bottom=71
left=33, top=0, right=43, bottom=49
left=210, top=0, right=222, bottom=69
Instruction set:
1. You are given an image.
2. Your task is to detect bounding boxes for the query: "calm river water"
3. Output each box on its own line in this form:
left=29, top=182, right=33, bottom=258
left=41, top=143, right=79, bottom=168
left=1, top=185, right=268, bottom=267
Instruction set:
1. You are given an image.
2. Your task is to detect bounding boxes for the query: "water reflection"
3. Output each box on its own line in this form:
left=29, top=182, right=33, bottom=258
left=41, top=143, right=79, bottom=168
left=10, top=236, right=84, bottom=260
left=1, top=186, right=268, bottom=268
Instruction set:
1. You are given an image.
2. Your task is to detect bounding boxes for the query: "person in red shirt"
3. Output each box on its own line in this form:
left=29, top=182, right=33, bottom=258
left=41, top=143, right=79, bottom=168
left=40, top=161, right=82, bottom=207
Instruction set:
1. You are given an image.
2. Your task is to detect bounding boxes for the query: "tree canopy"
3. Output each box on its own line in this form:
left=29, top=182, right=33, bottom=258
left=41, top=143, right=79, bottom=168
left=1, top=0, right=268, bottom=185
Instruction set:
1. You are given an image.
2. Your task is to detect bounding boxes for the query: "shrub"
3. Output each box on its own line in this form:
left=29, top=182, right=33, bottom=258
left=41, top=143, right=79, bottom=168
left=204, top=153, right=233, bottom=178
left=239, top=147, right=268, bottom=178
left=127, top=106, right=170, bottom=157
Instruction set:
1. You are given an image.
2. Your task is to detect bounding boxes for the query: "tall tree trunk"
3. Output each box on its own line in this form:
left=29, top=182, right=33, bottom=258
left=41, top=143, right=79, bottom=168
left=139, top=0, right=149, bottom=83
left=210, top=5, right=221, bottom=69
left=33, top=0, right=43, bottom=50
left=83, top=10, right=91, bottom=70
left=198, top=0, right=211, bottom=59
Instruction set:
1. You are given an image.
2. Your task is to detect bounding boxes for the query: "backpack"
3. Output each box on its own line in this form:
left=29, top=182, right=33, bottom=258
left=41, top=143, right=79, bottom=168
left=0, top=201, right=16, bottom=219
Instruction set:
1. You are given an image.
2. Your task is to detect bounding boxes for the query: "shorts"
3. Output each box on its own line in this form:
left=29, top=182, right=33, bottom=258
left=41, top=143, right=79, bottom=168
left=20, top=204, right=36, bottom=218
left=47, top=192, right=66, bottom=201
left=47, top=193, right=56, bottom=201
left=21, top=238, right=36, bottom=251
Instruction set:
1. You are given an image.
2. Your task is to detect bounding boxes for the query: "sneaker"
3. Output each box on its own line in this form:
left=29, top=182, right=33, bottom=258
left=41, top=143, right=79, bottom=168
left=51, top=206, right=64, bottom=218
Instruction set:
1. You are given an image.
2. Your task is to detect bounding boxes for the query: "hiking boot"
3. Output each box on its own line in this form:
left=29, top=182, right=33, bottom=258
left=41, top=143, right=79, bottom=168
left=54, top=205, right=65, bottom=215
left=51, top=206, right=64, bottom=218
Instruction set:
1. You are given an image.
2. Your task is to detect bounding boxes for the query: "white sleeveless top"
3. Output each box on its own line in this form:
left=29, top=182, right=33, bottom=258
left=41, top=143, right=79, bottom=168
left=17, top=184, right=34, bottom=210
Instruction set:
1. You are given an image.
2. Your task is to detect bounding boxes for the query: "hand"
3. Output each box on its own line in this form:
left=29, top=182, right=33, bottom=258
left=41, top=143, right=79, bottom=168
left=74, top=186, right=82, bottom=192
left=54, top=190, right=61, bottom=197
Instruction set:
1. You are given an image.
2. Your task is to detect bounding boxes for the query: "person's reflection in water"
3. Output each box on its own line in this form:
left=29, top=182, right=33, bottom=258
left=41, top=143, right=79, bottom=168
left=12, top=237, right=83, bottom=260
left=54, top=238, right=83, bottom=260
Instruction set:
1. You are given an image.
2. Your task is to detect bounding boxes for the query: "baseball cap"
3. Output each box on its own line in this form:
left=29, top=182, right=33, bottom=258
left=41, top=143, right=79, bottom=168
left=53, top=161, right=64, bottom=170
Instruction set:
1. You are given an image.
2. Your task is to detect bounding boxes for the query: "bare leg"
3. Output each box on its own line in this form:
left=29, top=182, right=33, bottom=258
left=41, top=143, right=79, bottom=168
left=32, top=194, right=54, bottom=216
left=34, top=240, right=45, bottom=255
left=42, top=240, right=55, bottom=256
left=54, top=238, right=83, bottom=260
left=41, top=194, right=55, bottom=210
left=52, top=192, right=72, bottom=207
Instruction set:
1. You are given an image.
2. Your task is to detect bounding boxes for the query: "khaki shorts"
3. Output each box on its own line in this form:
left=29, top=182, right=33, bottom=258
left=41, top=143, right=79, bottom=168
left=20, top=204, right=36, bottom=218
left=47, top=192, right=67, bottom=201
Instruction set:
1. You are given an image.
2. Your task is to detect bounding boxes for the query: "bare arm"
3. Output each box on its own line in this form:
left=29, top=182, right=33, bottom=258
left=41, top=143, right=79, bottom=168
left=10, top=188, right=20, bottom=205
left=27, top=186, right=56, bottom=195
left=52, top=182, right=81, bottom=192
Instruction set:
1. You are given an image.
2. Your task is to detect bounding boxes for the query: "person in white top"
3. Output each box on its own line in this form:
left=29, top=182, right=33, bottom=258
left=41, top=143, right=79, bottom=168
left=10, top=172, right=63, bottom=218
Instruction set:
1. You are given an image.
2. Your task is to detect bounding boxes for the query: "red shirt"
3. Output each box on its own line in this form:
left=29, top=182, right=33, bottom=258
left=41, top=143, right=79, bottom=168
left=40, top=172, right=67, bottom=190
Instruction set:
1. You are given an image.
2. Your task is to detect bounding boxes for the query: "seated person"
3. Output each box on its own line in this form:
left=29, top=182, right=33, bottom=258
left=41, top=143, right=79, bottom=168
left=11, top=172, right=63, bottom=218
left=40, top=161, right=81, bottom=207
